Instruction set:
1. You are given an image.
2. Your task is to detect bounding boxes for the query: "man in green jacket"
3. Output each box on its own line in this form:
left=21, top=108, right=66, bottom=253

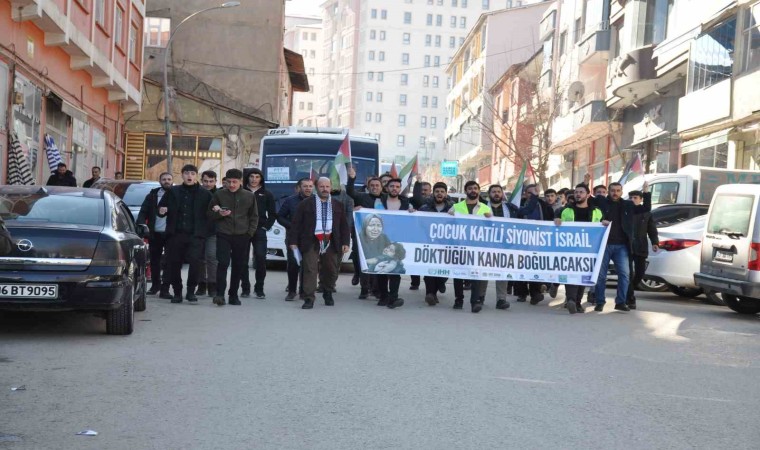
left=208, top=169, right=259, bottom=306
left=449, top=180, right=492, bottom=313
left=554, top=184, right=603, bottom=314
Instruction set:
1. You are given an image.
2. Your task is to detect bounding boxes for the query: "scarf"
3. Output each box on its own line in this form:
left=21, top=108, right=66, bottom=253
left=315, top=195, right=333, bottom=254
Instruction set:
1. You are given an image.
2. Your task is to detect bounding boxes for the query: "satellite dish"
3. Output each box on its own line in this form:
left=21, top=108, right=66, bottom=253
left=568, top=81, right=585, bottom=105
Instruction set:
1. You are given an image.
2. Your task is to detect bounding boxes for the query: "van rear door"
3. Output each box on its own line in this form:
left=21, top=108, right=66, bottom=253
left=701, top=193, right=758, bottom=280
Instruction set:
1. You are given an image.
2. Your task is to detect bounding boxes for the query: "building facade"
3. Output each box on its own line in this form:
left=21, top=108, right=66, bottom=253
left=1, top=0, right=144, bottom=184
left=284, top=15, right=324, bottom=128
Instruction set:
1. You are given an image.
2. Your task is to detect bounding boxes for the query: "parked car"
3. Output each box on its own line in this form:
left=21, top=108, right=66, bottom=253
left=90, top=179, right=160, bottom=218
left=0, top=186, right=149, bottom=334
left=695, top=184, right=760, bottom=314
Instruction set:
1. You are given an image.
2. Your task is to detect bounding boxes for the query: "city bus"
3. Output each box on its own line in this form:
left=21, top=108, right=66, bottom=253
left=256, top=127, right=380, bottom=261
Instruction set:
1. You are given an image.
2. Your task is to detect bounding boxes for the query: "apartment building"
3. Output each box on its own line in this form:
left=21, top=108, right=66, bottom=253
left=444, top=2, right=550, bottom=185
left=285, top=16, right=324, bottom=128
left=1, top=0, right=144, bottom=184
left=320, top=0, right=525, bottom=164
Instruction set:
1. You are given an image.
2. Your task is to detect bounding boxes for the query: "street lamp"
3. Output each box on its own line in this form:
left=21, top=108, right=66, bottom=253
left=163, top=1, right=240, bottom=172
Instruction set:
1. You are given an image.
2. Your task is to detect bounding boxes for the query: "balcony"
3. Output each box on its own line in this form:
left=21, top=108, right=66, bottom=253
left=606, top=45, right=657, bottom=106
left=539, top=10, right=556, bottom=41
left=573, top=100, right=608, bottom=131
left=578, top=22, right=610, bottom=66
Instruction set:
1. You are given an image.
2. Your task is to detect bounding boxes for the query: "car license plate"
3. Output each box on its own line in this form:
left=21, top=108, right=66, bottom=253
left=0, top=284, right=58, bottom=299
left=714, top=250, right=734, bottom=263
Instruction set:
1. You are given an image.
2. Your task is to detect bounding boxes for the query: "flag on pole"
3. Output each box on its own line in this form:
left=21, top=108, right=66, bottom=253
left=510, top=161, right=528, bottom=208
left=44, top=134, right=63, bottom=172
left=399, top=154, right=419, bottom=194
left=8, top=132, right=34, bottom=186
left=330, top=132, right=352, bottom=187
left=618, top=152, right=644, bottom=185
left=389, top=159, right=399, bottom=178
left=309, top=161, right=319, bottom=181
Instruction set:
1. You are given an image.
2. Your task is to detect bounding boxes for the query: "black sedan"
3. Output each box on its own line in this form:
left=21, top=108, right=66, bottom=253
left=0, top=186, right=148, bottom=335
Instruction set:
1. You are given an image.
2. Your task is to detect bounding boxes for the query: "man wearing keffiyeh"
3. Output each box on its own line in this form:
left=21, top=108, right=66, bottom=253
left=288, top=177, right=350, bottom=309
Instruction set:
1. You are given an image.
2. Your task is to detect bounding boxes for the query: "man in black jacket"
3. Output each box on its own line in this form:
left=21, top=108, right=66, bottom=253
left=420, top=182, right=453, bottom=306
left=197, top=170, right=219, bottom=297
left=46, top=163, right=77, bottom=187
left=158, top=164, right=213, bottom=303
left=208, top=169, right=258, bottom=306
left=277, top=178, right=314, bottom=300
left=346, top=171, right=384, bottom=298
left=82, top=166, right=101, bottom=188
left=627, top=190, right=659, bottom=309
left=137, top=172, right=174, bottom=298
left=408, top=175, right=432, bottom=291
left=512, top=184, right=552, bottom=305
left=241, top=168, right=277, bottom=299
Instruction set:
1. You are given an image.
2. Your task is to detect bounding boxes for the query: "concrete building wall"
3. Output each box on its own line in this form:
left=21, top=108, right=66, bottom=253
left=285, top=19, right=324, bottom=128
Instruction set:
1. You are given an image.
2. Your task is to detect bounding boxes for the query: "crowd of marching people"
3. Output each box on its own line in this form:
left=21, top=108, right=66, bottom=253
left=135, top=163, right=656, bottom=314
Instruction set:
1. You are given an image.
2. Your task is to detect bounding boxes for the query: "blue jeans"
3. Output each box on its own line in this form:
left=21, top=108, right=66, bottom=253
left=595, top=244, right=630, bottom=305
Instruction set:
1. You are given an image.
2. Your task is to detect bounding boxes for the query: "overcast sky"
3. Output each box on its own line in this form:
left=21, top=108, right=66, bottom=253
left=285, top=0, right=322, bottom=16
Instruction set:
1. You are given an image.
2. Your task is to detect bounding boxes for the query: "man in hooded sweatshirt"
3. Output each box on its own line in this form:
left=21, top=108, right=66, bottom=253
left=241, top=168, right=277, bottom=299
left=46, top=163, right=77, bottom=187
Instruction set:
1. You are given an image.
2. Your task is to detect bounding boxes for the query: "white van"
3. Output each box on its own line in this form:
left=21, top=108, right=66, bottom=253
left=694, top=184, right=760, bottom=314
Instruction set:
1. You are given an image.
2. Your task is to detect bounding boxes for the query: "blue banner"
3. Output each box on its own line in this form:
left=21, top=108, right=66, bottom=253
left=354, top=210, right=610, bottom=286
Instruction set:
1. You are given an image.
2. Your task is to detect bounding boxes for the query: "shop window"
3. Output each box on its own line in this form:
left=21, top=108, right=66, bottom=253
left=688, top=17, right=736, bottom=93
left=681, top=142, right=729, bottom=168
left=12, top=75, right=42, bottom=182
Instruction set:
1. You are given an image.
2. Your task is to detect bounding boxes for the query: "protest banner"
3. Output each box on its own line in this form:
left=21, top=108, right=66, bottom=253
left=354, top=209, right=610, bottom=286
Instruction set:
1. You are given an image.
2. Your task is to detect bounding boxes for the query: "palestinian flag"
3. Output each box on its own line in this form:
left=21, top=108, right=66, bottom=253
left=510, top=161, right=528, bottom=208
left=309, top=161, right=319, bottom=182
left=618, top=152, right=644, bottom=185
left=330, top=132, right=352, bottom=187
left=399, top=154, right=418, bottom=194
left=390, top=159, right=399, bottom=178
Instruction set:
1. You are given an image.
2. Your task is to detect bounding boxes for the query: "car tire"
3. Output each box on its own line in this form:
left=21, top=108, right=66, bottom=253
left=722, top=294, right=760, bottom=315
left=702, top=291, right=726, bottom=306
left=106, top=282, right=135, bottom=335
left=638, top=278, right=668, bottom=292
left=668, top=285, right=703, bottom=298
left=134, top=267, right=147, bottom=313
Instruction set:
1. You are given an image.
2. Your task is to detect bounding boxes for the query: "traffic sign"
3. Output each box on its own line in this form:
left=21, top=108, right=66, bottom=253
left=441, top=160, right=459, bottom=177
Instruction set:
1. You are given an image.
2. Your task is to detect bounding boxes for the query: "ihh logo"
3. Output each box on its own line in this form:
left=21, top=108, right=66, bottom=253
left=428, top=268, right=450, bottom=276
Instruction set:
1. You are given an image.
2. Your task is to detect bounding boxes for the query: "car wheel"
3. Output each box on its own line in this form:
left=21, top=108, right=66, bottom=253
left=722, top=294, right=760, bottom=315
left=638, top=278, right=668, bottom=292
left=668, top=285, right=703, bottom=298
left=134, top=267, right=147, bottom=312
left=106, top=281, right=135, bottom=335
left=702, top=291, right=726, bottom=306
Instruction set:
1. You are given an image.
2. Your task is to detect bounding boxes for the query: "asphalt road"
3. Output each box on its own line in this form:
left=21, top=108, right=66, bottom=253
left=2, top=268, right=759, bottom=450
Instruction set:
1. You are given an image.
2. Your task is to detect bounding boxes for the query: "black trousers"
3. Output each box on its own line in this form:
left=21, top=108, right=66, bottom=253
left=565, top=285, right=586, bottom=304
left=377, top=274, right=401, bottom=299
left=166, top=233, right=203, bottom=295
left=627, top=255, right=647, bottom=303
left=148, top=232, right=170, bottom=292
left=216, top=233, right=249, bottom=298
left=241, top=228, right=267, bottom=293
left=410, top=275, right=420, bottom=287
left=351, top=228, right=362, bottom=278
left=424, top=276, right=447, bottom=295
left=454, top=279, right=465, bottom=300
left=514, top=281, right=542, bottom=299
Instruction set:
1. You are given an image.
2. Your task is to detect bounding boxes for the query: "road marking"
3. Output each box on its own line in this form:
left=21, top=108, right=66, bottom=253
left=491, top=376, right=557, bottom=385
left=647, top=393, right=733, bottom=403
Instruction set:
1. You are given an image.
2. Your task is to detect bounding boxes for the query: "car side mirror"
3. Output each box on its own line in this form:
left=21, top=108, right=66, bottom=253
left=137, top=224, right=149, bottom=238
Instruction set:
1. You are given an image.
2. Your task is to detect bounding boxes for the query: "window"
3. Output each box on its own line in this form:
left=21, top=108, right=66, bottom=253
left=128, top=23, right=139, bottom=62
left=302, top=32, right=308, bottom=40
left=376, top=113, right=382, bottom=122
left=381, top=9, right=387, bottom=19
left=308, top=102, right=313, bottom=110
left=375, top=133, right=381, bottom=141
left=145, top=17, right=170, bottom=48
left=371, top=9, right=377, bottom=19
left=427, top=14, right=433, bottom=26
left=379, top=51, right=385, bottom=61
left=460, top=17, right=467, bottom=28
left=367, top=92, right=373, bottom=101
left=462, top=0, right=468, bottom=6
left=574, top=17, right=582, bottom=43
left=432, top=96, right=438, bottom=108
left=378, top=72, right=384, bottom=81
left=424, top=55, right=431, bottom=67
left=401, top=73, right=409, bottom=85
left=482, top=0, right=490, bottom=9
left=400, top=94, right=408, bottom=106
left=366, top=112, right=372, bottom=122
left=310, top=50, right=315, bottom=58
left=432, top=76, right=439, bottom=87
left=450, top=36, right=456, bottom=48
left=380, top=30, right=386, bottom=40
left=688, top=17, right=737, bottom=92
left=397, top=135, right=406, bottom=147
left=559, top=30, right=567, bottom=55
left=436, top=14, right=443, bottom=26
left=421, top=116, right=428, bottom=127
left=434, top=56, right=440, bottom=66
left=368, top=71, right=374, bottom=80
left=435, top=35, right=441, bottom=47
left=377, top=92, right=383, bottom=102
left=311, top=33, right=317, bottom=40
left=707, top=195, right=754, bottom=236
left=369, top=50, right=375, bottom=60
left=422, top=95, right=429, bottom=107
left=402, top=53, right=410, bottom=65
left=299, top=101, right=305, bottom=110
left=95, top=0, right=106, bottom=27
left=423, top=75, right=430, bottom=87
left=404, top=12, right=412, bottom=24
left=431, top=117, right=438, bottom=128
left=452, top=0, right=458, bottom=6
left=398, top=114, right=407, bottom=126
left=459, top=37, right=465, bottom=45
left=644, top=0, right=672, bottom=46
left=370, top=30, right=376, bottom=39
left=425, top=35, right=432, bottom=46
left=404, top=33, right=411, bottom=45
left=451, top=16, right=457, bottom=27
left=115, top=7, right=124, bottom=47
left=743, top=2, right=760, bottom=72
left=419, top=136, right=427, bottom=148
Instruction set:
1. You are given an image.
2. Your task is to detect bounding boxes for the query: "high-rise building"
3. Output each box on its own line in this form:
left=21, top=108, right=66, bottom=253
left=320, top=0, right=548, bottom=164
left=285, top=16, right=324, bottom=128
